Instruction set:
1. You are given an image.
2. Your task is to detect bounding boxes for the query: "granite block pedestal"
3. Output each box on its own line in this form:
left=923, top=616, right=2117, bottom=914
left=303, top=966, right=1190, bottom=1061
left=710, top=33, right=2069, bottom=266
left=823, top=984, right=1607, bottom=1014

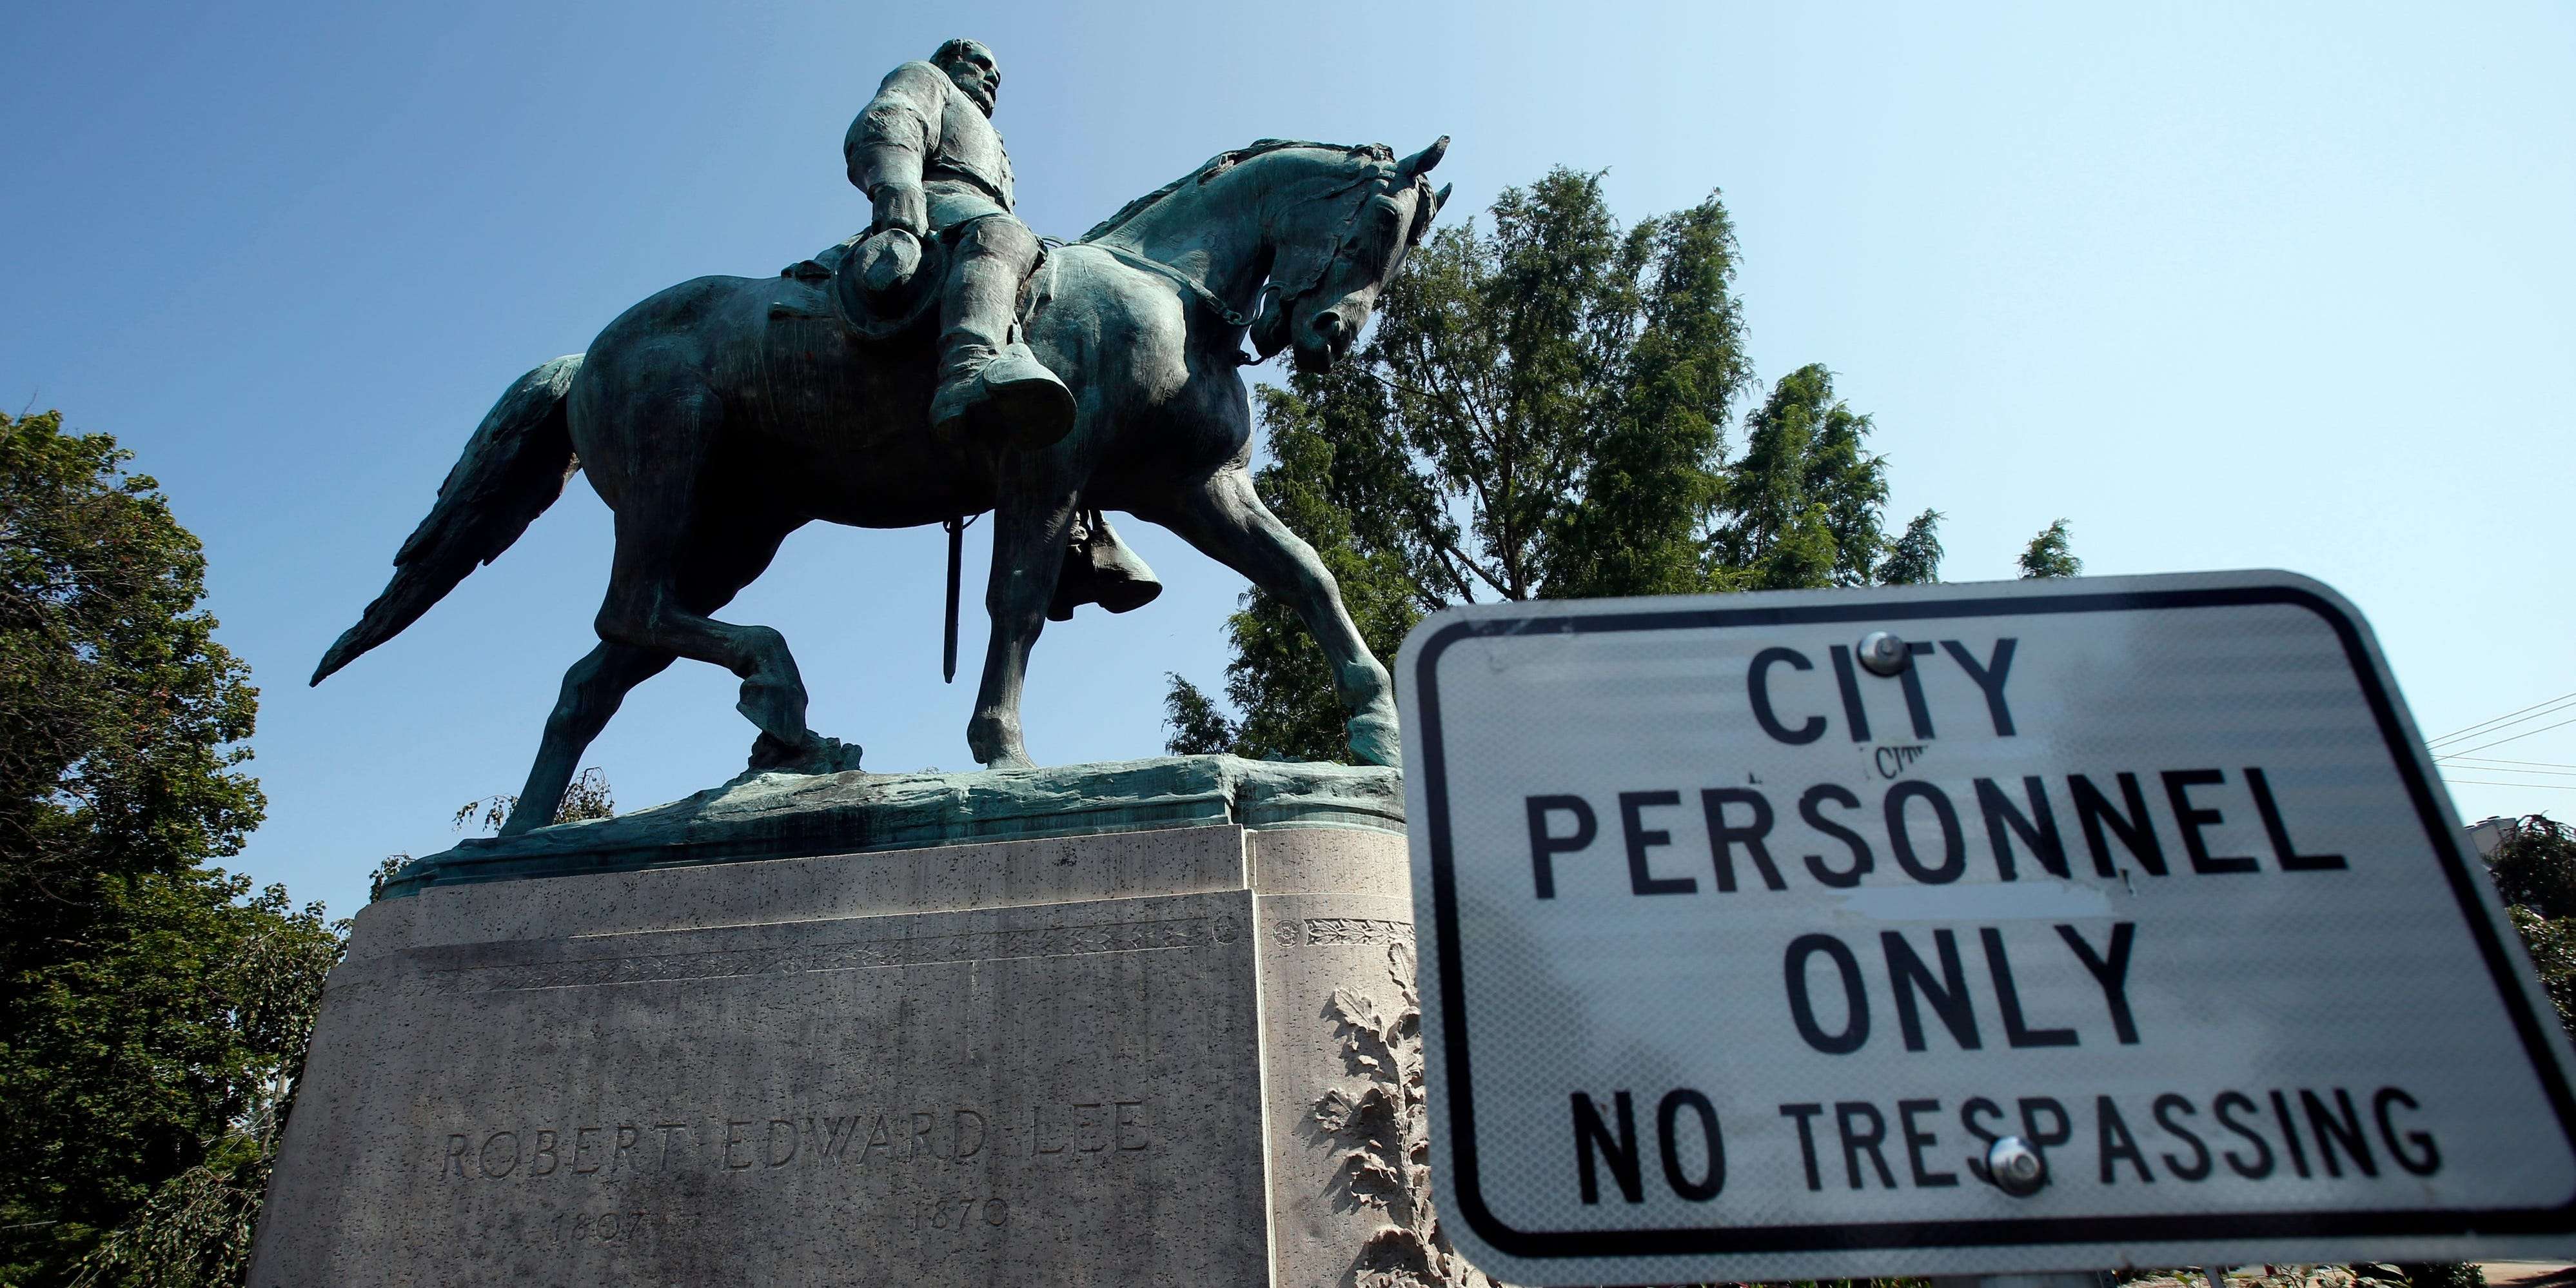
left=248, top=757, right=1427, bottom=1287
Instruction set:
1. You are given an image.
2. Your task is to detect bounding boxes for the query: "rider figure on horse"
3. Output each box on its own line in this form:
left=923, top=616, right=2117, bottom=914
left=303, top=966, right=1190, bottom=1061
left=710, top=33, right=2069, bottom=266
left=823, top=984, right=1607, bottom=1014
left=847, top=38, right=1159, bottom=620
left=847, top=37, right=1075, bottom=451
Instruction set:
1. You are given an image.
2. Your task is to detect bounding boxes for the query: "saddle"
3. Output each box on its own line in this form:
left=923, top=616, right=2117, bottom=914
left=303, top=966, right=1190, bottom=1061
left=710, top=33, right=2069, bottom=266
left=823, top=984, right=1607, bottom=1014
left=780, top=228, right=950, bottom=342
left=776, top=237, right=1156, bottom=670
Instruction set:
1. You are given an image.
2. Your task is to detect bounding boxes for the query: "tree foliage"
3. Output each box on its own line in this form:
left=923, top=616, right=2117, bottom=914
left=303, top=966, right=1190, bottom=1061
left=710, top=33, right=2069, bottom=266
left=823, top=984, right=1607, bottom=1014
left=2510, top=904, right=2576, bottom=1044
left=2486, top=817, right=2576, bottom=1045
left=450, top=767, right=616, bottom=836
left=2018, top=518, right=2082, bottom=579
left=0, top=410, right=334, bottom=1286
left=2489, top=815, right=2576, bottom=921
left=1165, top=172, right=1942, bottom=760
left=0, top=411, right=264, bottom=943
left=64, top=889, right=342, bottom=1288
left=1161, top=675, right=1239, bottom=758
left=1264, top=168, right=1773, bottom=609
left=1878, top=509, right=1946, bottom=587
left=1708, top=364, right=1894, bottom=592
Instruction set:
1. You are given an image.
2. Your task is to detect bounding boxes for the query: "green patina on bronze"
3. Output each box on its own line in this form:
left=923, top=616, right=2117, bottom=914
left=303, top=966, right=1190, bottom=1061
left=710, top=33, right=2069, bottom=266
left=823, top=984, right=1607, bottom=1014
left=375, top=755, right=1402, bottom=898
left=310, top=37, right=1451, bottom=837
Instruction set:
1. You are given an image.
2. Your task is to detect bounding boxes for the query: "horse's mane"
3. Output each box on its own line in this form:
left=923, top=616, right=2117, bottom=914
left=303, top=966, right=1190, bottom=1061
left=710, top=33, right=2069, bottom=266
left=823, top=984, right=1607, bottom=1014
left=1079, top=139, right=1395, bottom=243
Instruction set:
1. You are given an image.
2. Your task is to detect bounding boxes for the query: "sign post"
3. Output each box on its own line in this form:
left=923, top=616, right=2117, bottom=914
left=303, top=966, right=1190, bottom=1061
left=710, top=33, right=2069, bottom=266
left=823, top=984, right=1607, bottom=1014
left=1397, top=572, right=2576, bottom=1286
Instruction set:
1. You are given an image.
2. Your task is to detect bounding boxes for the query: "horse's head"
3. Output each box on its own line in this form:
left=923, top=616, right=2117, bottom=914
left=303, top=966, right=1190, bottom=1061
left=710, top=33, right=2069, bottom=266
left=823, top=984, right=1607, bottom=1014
left=1254, top=137, right=1453, bottom=373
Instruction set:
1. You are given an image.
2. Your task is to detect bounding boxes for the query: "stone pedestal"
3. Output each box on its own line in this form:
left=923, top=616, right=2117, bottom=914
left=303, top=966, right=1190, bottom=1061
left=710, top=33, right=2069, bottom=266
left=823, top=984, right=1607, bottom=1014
left=250, top=758, right=1425, bottom=1287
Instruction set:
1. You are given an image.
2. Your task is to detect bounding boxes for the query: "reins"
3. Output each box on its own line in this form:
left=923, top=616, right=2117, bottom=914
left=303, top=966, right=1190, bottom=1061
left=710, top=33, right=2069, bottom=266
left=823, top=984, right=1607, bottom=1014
left=1059, top=239, right=1275, bottom=367
left=1067, top=241, right=1257, bottom=328
left=1052, top=156, right=1399, bottom=368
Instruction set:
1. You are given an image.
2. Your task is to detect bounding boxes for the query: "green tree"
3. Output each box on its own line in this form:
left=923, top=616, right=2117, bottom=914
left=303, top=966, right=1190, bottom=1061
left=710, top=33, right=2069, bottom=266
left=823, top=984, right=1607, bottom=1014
left=1707, top=364, right=1897, bottom=592
left=1878, top=509, right=1946, bottom=586
left=1161, top=676, right=1239, bottom=757
left=0, top=411, right=264, bottom=968
left=2488, top=816, right=2576, bottom=1042
left=1163, top=172, right=1922, bottom=759
left=2018, top=518, right=2082, bottom=579
left=63, top=887, right=341, bottom=1288
left=0, top=410, right=331, bottom=1286
left=2512, top=905, right=2576, bottom=1043
left=2488, top=814, right=2576, bottom=920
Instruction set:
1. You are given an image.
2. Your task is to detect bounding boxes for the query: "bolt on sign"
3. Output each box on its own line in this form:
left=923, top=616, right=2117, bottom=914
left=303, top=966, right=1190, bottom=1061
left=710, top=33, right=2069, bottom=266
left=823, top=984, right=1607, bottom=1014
left=1397, top=572, right=2576, bottom=1285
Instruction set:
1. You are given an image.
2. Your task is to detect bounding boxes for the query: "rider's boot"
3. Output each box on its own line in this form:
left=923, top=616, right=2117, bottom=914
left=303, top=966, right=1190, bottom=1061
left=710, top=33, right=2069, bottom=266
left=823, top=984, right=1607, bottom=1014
left=1048, top=511, right=1164, bottom=621
left=930, top=223, right=1076, bottom=451
left=930, top=341, right=1074, bottom=450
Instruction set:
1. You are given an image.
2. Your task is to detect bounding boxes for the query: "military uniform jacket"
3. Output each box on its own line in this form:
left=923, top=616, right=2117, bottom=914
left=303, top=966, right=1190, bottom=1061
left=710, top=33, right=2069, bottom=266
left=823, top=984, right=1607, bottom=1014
left=845, top=60, right=1016, bottom=213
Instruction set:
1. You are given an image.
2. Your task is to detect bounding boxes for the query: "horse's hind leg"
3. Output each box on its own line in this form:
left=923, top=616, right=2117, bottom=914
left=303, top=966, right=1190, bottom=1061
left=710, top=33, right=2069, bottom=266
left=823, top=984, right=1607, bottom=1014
left=498, top=503, right=806, bottom=834
left=500, top=642, right=674, bottom=835
left=591, top=387, right=820, bottom=762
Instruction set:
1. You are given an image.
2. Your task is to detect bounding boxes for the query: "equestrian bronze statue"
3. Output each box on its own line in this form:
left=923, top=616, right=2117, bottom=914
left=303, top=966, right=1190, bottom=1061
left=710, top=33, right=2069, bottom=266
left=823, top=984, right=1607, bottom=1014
left=311, top=37, right=1451, bottom=835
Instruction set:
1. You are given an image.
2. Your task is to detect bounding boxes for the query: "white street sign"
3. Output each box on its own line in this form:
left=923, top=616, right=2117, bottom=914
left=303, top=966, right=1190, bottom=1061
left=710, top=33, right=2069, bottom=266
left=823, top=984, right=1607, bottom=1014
left=1397, top=572, right=2576, bottom=1285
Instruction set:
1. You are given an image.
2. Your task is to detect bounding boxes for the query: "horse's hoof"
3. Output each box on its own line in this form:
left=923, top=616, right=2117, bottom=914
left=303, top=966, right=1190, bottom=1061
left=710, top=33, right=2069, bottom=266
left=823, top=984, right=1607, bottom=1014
left=1347, top=711, right=1402, bottom=770
left=736, top=666, right=812, bottom=737
left=747, top=731, right=807, bottom=769
left=749, top=733, right=862, bottom=775
left=495, top=806, right=549, bottom=837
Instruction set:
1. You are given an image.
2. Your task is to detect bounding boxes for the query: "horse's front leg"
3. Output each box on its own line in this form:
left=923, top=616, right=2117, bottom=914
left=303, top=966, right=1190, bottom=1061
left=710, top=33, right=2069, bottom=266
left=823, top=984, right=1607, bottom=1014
left=1148, top=466, right=1399, bottom=768
left=967, top=465, right=1080, bottom=769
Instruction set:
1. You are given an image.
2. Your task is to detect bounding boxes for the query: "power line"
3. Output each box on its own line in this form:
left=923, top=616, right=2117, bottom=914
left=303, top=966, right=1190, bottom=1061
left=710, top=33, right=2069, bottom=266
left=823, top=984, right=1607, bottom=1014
left=2428, top=693, right=2576, bottom=748
left=2428, top=689, right=2576, bottom=745
left=2443, top=778, right=2576, bottom=791
left=2440, top=755, right=2576, bottom=771
left=2432, top=700, right=2576, bottom=752
left=2441, top=716, right=2576, bottom=760
left=2432, top=752, right=2576, bottom=773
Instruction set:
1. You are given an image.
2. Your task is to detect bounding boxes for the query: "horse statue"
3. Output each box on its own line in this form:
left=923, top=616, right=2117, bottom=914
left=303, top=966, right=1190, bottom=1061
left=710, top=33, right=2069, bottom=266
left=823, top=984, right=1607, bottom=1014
left=311, top=136, right=1452, bottom=834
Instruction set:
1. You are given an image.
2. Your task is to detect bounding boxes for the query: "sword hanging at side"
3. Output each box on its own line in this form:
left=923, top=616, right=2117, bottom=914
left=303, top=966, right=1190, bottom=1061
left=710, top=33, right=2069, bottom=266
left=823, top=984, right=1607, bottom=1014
left=943, top=515, right=965, bottom=683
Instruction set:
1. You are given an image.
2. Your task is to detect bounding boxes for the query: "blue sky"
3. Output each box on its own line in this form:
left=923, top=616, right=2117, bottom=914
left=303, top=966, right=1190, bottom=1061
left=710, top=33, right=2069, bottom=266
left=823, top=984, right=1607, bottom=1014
left=5, top=1, right=2570, bottom=918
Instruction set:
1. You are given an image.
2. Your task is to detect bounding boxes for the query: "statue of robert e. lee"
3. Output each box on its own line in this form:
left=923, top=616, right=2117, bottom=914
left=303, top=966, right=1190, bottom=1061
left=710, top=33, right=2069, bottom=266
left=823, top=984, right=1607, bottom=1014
left=847, top=37, right=1068, bottom=448
left=311, top=26, right=1450, bottom=826
left=845, top=37, right=1155, bottom=619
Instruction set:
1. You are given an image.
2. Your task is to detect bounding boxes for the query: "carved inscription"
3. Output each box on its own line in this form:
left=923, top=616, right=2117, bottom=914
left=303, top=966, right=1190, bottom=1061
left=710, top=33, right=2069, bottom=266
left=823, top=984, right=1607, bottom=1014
left=442, top=1124, right=661, bottom=1179
left=546, top=1209, right=664, bottom=1247
left=905, top=1193, right=1012, bottom=1236
left=440, top=1097, right=1152, bottom=1180
left=435, top=916, right=1239, bottom=995
left=1272, top=917, right=1414, bottom=947
left=1023, top=1098, right=1152, bottom=1156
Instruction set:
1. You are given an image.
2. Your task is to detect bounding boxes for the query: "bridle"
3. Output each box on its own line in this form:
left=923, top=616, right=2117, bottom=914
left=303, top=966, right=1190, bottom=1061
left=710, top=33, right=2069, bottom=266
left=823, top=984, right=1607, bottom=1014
left=1265, top=167, right=1406, bottom=319
left=1070, top=154, right=1421, bottom=366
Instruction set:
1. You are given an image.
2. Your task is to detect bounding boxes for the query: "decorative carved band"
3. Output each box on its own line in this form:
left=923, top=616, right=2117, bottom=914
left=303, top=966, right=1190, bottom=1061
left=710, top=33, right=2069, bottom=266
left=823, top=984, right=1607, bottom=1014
left=1270, top=916, right=1415, bottom=948
left=434, top=915, right=1239, bottom=994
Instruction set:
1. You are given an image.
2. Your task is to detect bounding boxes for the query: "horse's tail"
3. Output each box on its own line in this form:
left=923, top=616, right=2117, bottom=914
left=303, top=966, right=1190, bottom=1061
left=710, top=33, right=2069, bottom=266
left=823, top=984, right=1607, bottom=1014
left=311, top=354, right=585, bottom=686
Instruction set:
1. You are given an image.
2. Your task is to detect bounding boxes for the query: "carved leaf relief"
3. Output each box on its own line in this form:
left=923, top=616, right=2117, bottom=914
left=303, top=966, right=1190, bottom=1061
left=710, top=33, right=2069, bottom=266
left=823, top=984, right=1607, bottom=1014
left=1313, top=942, right=1499, bottom=1288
